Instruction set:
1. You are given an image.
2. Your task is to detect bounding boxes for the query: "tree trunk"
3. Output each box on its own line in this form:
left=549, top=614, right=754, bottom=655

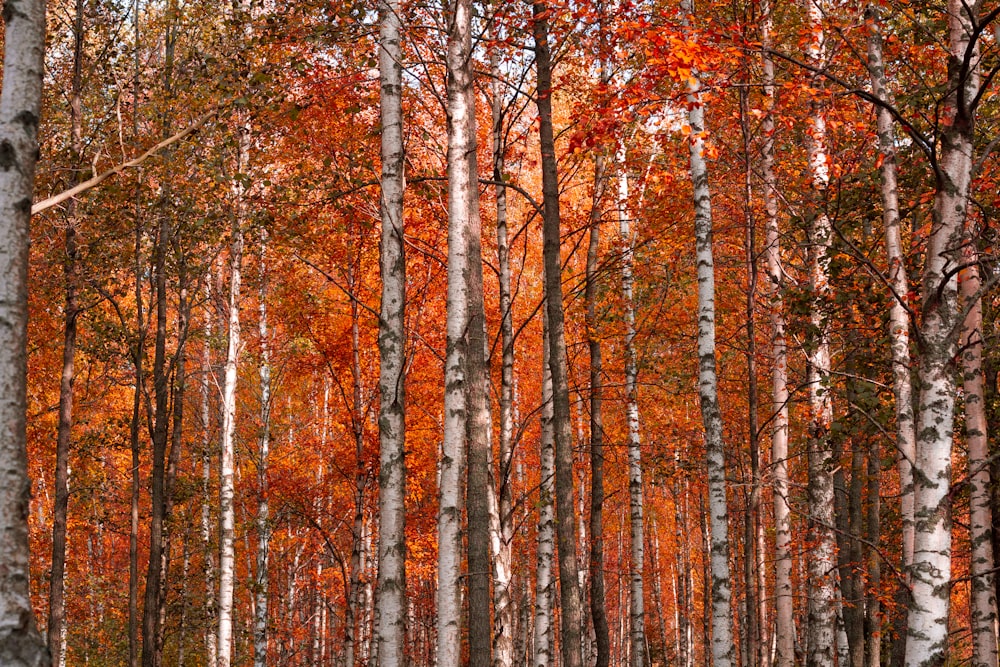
left=865, top=1, right=917, bottom=585
left=615, top=139, right=646, bottom=667
left=802, top=3, right=837, bottom=664
left=961, top=236, right=997, bottom=667
left=761, top=3, right=793, bottom=664
left=216, top=119, right=247, bottom=667
left=376, top=0, right=407, bottom=665
left=588, top=105, right=611, bottom=667
left=681, top=2, right=735, bottom=665
left=490, top=38, right=516, bottom=667
left=534, top=311, right=556, bottom=667
left=0, top=0, right=49, bottom=663
left=531, top=5, right=585, bottom=666
left=905, top=3, right=979, bottom=665
left=253, top=232, right=272, bottom=667
left=48, top=0, right=85, bottom=661
left=200, top=277, right=218, bottom=667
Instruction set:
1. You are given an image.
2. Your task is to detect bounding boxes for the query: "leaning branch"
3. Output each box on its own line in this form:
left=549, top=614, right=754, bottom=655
left=32, top=101, right=230, bottom=215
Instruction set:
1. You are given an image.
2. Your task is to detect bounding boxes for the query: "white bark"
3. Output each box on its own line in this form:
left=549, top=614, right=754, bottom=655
left=437, top=0, right=478, bottom=661
left=761, top=4, right=793, bottom=664
left=490, top=40, right=516, bottom=667
left=534, top=315, right=556, bottom=667
left=905, top=2, right=979, bottom=665
left=961, top=239, right=998, bottom=667
left=0, top=0, right=49, bottom=664
left=376, top=0, right=407, bottom=664
left=681, top=4, right=734, bottom=664
left=200, top=279, right=218, bottom=667
left=216, top=117, right=248, bottom=667
left=616, top=140, right=646, bottom=667
left=253, top=232, right=272, bottom=667
left=803, top=3, right=837, bottom=665
left=865, top=2, right=916, bottom=576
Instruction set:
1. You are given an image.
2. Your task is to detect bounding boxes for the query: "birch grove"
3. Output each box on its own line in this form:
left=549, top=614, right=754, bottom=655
left=6, top=1, right=1000, bottom=666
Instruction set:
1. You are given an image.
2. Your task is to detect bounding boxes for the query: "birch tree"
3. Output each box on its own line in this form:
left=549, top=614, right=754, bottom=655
left=802, top=2, right=837, bottom=663
left=253, top=232, right=272, bottom=667
left=905, top=2, right=981, bottom=664
left=534, top=312, right=556, bottom=667
left=616, top=140, right=645, bottom=667
left=0, top=0, right=49, bottom=663
left=376, top=0, right=407, bottom=665
left=760, top=3, right=793, bottom=663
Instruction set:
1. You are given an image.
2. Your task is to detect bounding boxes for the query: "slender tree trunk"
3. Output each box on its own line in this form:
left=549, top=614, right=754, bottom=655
left=802, top=3, right=837, bottom=664
left=905, top=3, right=979, bottom=665
left=48, top=0, right=85, bottom=661
left=865, top=1, right=917, bottom=586
left=216, top=118, right=248, bottom=667
left=376, top=1, right=407, bottom=664
left=253, top=232, right=272, bottom=667
left=0, top=0, right=49, bottom=663
left=614, top=139, right=646, bottom=667
left=761, top=3, right=793, bottom=665
left=490, top=39, right=516, bottom=667
left=587, top=108, right=611, bottom=667
left=447, top=2, right=493, bottom=661
left=961, top=237, right=998, bottom=667
left=200, top=277, right=218, bottom=667
left=534, top=312, right=556, bottom=667
left=680, top=2, right=735, bottom=665
left=531, top=6, right=585, bottom=666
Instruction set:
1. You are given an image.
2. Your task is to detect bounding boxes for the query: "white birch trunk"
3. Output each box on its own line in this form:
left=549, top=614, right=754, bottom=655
left=803, top=3, right=837, bottom=664
left=761, top=5, right=793, bottom=664
left=216, top=115, right=248, bottom=667
left=681, top=5, right=734, bottom=664
left=376, top=0, right=407, bottom=664
left=200, top=280, right=218, bottom=667
left=437, top=0, right=476, bottom=661
left=534, top=315, right=556, bottom=667
left=0, top=0, right=50, bottom=663
left=961, top=238, right=998, bottom=667
left=865, top=2, right=917, bottom=578
left=253, top=232, right=272, bottom=667
left=490, top=40, right=516, bottom=667
left=616, top=140, right=646, bottom=667
left=905, top=2, right=979, bottom=665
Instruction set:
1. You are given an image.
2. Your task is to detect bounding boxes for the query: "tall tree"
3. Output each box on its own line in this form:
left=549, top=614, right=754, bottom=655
left=905, top=2, right=981, bottom=665
left=534, top=310, right=556, bottom=667
left=531, top=4, right=585, bottom=666
left=253, top=231, right=272, bottom=667
left=48, top=0, right=85, bottom=662
left=0, top=0, right=49, bottom=663
left=375, top=0, right=408, bottom=665
left=802, top=2, right=836, bottom=664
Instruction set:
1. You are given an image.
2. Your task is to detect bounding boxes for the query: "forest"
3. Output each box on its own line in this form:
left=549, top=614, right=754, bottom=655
left=0, top=0, right=997, bottom=666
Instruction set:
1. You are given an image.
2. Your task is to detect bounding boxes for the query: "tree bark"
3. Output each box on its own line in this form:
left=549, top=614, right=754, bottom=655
left=490, top=36, right=516, bottom=667
left=253, top=232, right=272, bottom=667
left=216, top=118, right=248, bottom=667
left=376, top=0, right=407, bottom=665
left=760, top=3, right=793, bottom=665
left=680, top=2, right=735, bottom=665
left=200, top=278, right=217, bottom=667
left=531, top=5, right=585, bottom=667
left=802, top=3, right=837, bottom=664
left=48, top=0, right=85, bottom=661
left=616, top=140, right=646, bottom=667
left=961, top=235, right=997, bottom=667
left=0, top=0, right=49, bottom=663
left=905, top=2, right=980, bottom=665
left=534, top=311, right=556, bottom=667
left=587, top=107, right=611, bottom=667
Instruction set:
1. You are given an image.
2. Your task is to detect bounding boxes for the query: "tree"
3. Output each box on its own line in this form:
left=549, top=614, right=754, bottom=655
left=0, top=0, right=50, bottom=664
